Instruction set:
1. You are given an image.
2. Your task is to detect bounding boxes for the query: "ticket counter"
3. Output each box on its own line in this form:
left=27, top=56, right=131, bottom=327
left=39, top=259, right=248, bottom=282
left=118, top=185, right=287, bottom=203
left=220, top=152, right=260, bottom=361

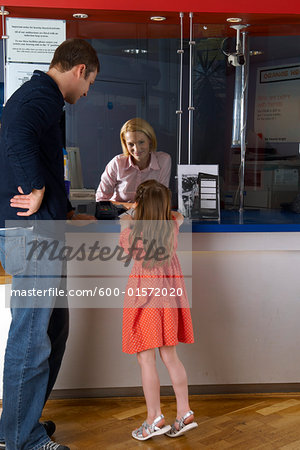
left=2, top=211, right=300, bottom=397
left=57, top=215, right=300, bottom=394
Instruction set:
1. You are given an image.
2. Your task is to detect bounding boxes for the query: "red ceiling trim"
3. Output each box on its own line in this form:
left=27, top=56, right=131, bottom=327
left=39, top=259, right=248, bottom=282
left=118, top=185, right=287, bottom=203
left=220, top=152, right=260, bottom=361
left=4, top=0, right=300, bottom=15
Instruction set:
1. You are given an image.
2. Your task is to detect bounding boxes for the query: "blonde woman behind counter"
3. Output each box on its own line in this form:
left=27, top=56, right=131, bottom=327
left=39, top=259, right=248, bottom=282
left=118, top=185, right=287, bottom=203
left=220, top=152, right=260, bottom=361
left=96, top=118, right=171, bottom=206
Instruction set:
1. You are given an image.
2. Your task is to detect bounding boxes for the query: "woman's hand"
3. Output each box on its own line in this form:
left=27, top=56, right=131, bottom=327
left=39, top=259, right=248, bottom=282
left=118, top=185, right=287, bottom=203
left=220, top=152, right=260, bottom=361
left=67, top=211, right=97, bottom=221
left=67, top=210, right=97, bottom=225
left=112, top=201, right=135, bottom=210
left=10, top=186, right=45, bottom=216
left=71, top=213, right=97, bottom=220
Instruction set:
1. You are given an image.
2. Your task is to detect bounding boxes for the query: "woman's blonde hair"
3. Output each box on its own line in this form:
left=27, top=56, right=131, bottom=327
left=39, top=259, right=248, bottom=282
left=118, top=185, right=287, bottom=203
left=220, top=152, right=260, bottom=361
left=120, top=118, right=157, bottom=157
left=130, top=180, right=174, bottom=269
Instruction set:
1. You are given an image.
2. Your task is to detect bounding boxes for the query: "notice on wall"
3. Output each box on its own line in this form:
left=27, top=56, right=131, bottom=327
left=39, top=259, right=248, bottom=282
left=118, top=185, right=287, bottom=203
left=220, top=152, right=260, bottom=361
left=5, top=63, right=49, bottom=101
left=4, top=18, right=66, bottom=102
left=6, top=17, right=66, bottom=63
left=254, top=64, right=300, bottom=143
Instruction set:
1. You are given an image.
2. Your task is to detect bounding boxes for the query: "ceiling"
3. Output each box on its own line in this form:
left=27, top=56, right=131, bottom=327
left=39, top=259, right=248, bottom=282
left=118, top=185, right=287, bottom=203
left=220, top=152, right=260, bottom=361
left=1, top=6, right=300, bottom=39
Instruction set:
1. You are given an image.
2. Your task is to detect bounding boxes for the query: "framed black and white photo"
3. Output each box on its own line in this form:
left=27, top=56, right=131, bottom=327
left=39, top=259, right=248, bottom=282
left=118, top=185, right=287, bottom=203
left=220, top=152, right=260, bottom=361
left=177, top=164, right=219, bottom=219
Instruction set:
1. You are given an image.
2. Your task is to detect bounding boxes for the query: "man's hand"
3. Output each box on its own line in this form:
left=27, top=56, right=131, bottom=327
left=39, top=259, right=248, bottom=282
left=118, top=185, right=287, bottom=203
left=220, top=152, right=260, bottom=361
left=10, top=186, right=45, bottom=216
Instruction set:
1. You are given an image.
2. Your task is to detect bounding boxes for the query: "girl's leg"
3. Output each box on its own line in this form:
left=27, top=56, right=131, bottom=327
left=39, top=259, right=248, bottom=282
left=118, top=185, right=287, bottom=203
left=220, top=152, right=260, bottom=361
left=136, top=349, right=165, bottom=431
left=159, top=345, right=194, bottom=426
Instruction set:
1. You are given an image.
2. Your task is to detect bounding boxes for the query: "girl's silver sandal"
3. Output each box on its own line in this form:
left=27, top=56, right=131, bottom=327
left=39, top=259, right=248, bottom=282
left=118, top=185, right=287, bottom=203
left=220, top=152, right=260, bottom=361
left=132, top=414, right=171, bottom=441
left=165, top=410, right=198, bottom=438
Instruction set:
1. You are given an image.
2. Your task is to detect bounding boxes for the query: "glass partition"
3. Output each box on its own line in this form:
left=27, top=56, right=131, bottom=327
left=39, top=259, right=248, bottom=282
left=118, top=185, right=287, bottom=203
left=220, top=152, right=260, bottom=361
left=65, top=18, right=300, bottom=217
left=192, top=23, right=300, bottom=212
left=239, top=32, right=300, bottom=211
left=66, top=23, right=180, bottom=201
left=1, top=15, right=297, bottom=218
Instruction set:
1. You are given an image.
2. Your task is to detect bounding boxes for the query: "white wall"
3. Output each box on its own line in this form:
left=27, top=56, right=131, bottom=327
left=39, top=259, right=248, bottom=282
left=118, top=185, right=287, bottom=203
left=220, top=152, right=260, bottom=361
left=1, top=232, right=300, bottom=398
left=0, top=285, right=11, bottom=399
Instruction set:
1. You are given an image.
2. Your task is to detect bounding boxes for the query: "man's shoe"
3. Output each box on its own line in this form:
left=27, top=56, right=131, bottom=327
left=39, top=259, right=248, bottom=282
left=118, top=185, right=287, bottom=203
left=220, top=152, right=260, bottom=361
left=0, top=421, right=56, bottom=449
left=42, top=421, right=56, bottom=438
left=0, top=440, right=69, bottom=450
left=40, top=442, right=70, bottom=450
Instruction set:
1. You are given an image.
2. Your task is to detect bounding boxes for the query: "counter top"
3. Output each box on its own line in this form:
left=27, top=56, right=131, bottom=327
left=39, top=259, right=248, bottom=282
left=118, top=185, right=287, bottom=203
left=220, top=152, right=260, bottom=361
left=191, top=209, right=300, bottom=232
left=64, top=209, right=300, bottom=233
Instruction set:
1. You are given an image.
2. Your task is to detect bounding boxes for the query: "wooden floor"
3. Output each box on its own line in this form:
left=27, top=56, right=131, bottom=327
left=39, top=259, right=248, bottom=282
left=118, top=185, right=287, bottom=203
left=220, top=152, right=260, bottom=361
left=23, top=394, right=300, bottom=449
left=0, top=264, right=11, bottom=285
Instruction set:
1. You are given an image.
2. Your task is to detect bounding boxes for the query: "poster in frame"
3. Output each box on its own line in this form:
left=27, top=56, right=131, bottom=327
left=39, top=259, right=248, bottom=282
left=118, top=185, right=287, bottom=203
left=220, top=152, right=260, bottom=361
left=177, top=164, right=219, bottom=218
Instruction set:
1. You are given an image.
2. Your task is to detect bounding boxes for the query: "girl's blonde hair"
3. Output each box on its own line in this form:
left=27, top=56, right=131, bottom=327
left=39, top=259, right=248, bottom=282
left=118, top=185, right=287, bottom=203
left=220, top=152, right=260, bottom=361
left=120, top=118, right=157, bottom=157
left=130, top=180, right=174, bottom=269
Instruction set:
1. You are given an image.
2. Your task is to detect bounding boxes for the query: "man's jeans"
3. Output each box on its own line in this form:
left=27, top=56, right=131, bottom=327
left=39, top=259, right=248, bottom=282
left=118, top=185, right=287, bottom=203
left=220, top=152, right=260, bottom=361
left=0, top=227, right=69, bottom=450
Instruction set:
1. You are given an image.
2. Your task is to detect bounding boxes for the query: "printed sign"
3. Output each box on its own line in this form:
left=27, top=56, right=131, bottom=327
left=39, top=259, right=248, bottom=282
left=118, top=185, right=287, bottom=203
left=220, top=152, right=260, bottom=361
left=4, top=18, right=66, bottom=101
left=6, top=17, right=66, bottom=63
left=254, top=64, right=300, bottom=143
left=5, top=63, right=49, bottom=101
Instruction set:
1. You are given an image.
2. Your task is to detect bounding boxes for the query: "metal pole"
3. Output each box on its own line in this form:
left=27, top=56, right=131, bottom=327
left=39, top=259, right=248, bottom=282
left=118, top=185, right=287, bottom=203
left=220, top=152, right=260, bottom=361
left=188, top=12, right=195, bottom=165
left=176, top=12, right=184, bottom=165
left=239, top=31, right=249, bottom=214
left=231, top=24, right=247, bottom=147
left=231, top=65, right=242, bottom=147
left=1, top=6, right=8, bottom=107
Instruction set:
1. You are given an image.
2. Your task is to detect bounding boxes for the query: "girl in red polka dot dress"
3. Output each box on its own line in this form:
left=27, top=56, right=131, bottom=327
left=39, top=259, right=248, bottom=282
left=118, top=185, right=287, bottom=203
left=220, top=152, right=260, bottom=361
left=119, top=179, right=198, bottom=441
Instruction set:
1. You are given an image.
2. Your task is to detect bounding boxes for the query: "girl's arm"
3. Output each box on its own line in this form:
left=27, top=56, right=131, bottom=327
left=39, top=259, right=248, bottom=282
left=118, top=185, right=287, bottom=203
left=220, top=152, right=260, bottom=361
left=172, top=210, right=184, bottom=227
left=120, top=213, right=133, bottom=231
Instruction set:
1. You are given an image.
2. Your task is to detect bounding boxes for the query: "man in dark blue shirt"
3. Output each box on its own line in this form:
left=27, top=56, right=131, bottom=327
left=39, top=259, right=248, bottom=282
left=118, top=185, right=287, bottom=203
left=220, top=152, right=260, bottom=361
left=0, top=38, right=99, bottom=450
